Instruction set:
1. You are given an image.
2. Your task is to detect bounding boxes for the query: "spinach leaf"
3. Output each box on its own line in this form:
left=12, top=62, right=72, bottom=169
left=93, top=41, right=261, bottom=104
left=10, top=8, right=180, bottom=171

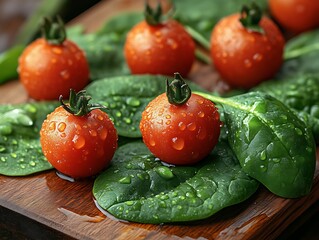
left=68, top=12, right=143, bottom=80
left=97, top=12, right=142, bottom=38
left=69, top=32, right=129, bottom=80
left=85, top=74, right=206, bottom=138
left=253, top=75, right=319, bottom=142
left=196, top=91, right=316, bottom=198
left=0, top=102, right=58, bottom=176
left=280, top=29, right=319, bottom=78
left=0, top=45, right=24, bottom=84
left=93, top=141, right=259, bottom=224
left=174, top=0, right=268, bottom=41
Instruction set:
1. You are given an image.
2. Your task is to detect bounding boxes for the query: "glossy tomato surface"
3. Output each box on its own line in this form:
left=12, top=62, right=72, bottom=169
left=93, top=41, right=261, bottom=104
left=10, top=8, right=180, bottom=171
left=124, top=20, right=195, bottom=77
left=140, top=93, right=221, bottom=165
left=269, top=0, right=319, bottom=34
left=19, top=38, right=89, bottom=100
left=40, top=106, right=117, bottom=178
left=210, top=13, right=285, bottom=89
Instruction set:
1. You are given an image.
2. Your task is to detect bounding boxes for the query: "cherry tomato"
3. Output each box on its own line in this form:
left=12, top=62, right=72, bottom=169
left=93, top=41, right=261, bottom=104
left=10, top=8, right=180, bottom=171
left=210, top=4, right=285, bottom=89
left=124, top=3, right=195, bottom=76
left=140, top=73, right=221, bottom=165
left=19, top=17, right=89, bottom=100
left=269, top=0, right=319, bottom=34
left=40, top=90, right=117, bottom=178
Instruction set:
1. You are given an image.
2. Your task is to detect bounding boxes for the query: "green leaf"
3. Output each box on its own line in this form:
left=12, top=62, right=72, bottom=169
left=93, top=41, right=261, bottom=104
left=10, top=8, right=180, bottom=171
left=0, top=45, right=24, bottom=84
left=173, top=0, right=268, bottom=41
left=0, top=102, right=58, bottom=176
left=253, top=75, right=319, bottom=142
left=85, top=74, right=206, bottom=138
left=69, top=32, right=129, bottom=80
left=280, top=29, right=319, bottom=78
left=97, top=12, right=143, bottom=38
left=196, top=91, right=316, bottom=198
left=68, top=13, right=143, bottom=80
left=93, top=141, right=259, bottom=224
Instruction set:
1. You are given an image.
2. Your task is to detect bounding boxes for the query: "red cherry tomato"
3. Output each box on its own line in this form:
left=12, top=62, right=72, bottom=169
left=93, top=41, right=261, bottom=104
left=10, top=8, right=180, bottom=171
left=210, top=7, right=285, bottom=89
left=269, top=0, right=319, bottom=34
left=124, top=18, right=195, bottom=76
left=19, top=17, right=89, bottom=100
left=40, top=90, right=117, bottom=178
left=140, top=74, right=220, bottom=165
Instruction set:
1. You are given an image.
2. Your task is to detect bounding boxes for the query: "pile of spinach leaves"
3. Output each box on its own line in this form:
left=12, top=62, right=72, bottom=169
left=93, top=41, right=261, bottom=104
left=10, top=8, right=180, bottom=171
left=0, top=0, right=318, bottom=224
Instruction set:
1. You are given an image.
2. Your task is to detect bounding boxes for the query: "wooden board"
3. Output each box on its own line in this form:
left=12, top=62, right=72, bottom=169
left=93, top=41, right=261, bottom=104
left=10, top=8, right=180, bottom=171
left=1, top=0, right=319, bottom=239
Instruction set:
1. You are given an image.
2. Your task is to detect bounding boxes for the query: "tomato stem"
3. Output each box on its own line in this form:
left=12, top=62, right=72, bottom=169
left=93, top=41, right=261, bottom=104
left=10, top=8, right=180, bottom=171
left=144, top=0, right=174, bottom=25
left=59, top=89, right=107, bottom=116
left=239, top=3, right=264, bottom=34
left=166, top=73, right=191, bottom=105
left=41, top=16, right=66, bottom=45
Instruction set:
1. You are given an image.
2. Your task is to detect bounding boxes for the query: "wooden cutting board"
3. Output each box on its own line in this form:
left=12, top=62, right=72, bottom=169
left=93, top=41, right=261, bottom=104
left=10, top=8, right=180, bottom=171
left=0, top=0, right=318, bottom=239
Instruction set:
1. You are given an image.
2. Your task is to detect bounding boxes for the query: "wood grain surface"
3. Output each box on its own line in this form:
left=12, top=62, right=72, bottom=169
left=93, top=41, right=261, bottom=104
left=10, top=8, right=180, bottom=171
left=0, top=0, right=318, bottom=239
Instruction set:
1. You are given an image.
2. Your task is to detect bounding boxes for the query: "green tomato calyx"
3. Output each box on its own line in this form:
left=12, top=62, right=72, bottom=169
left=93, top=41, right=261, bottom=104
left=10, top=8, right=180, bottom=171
left=41, top=16, right=66, bottom=45
left=60, top=89, right=107, bottom=116
left=144, top=1, right=174, bottom=26
left=166, top=73, right=191, bottom=105
left=239, top=3, right=264, bottom=34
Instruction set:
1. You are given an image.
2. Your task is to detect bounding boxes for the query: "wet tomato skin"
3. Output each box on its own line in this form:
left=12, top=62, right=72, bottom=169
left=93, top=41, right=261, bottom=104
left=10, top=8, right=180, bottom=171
left=269, top=0, right=319, bottom=34
left=19, top=38, right=89, bottom=100
left=140, top=93, right=221, bottom=165
left=124, top=20, right=195, bottom=77
left=210, top=13, right=285, bottom=89
left=40, top=106, right=117, bottom=178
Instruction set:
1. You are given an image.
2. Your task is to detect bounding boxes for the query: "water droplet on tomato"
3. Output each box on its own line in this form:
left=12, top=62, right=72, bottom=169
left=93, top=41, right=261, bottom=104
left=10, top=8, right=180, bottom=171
left=68, top=59, right=73, bottom=66
left=49, top=121, right=56, bottom=131
left=99, top=128, right=108, bottom=140
left=187, top=122, right=196, bottom=131
left=244, top=59, right=252, bottom=68
left=89, top=130, right=97, bottom=137
left=57, top=122, right=66, bottom=132
left=60, top=70, right=70, bottom=80
left=178, top=122, right=186, bottom=131
left=52, top=47, right=62, bottom=54
left=73, top=135, right=86, bottom=149
left=155, top=31, right=162, bottom=37
left=167, top=38, right=178, bottom=49
left=253, top=53, right=263, bottom=62
left=51, top=58, right=57, bottom=64
left=172, top=137, right=184, bottom=150
left=149, top=139, right=156, bottom=147
left=75, top=52, right=82, bottom=60
left=197, top=127, right=207, bottom=140
left=197, top=99, right=204, bottom=105
left=198, top=111, right=205, bottom=118
left=97, top=115, right=104, bottom=121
